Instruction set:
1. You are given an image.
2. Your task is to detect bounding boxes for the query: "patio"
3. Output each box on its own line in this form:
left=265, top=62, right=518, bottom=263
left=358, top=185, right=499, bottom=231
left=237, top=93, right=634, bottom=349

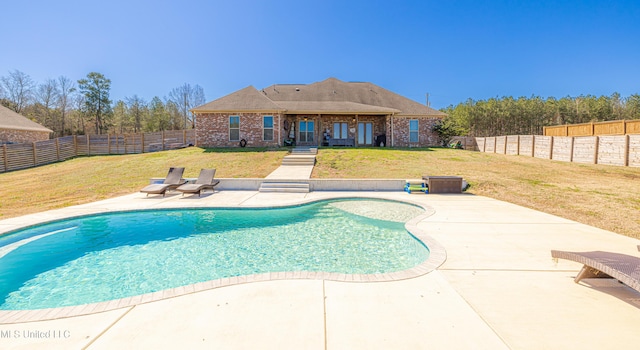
left=1, top=190, right=639, bottom=349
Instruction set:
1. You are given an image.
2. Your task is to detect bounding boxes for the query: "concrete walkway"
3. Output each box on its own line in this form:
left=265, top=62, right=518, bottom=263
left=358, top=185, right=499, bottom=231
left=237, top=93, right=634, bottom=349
left=264, top=164, right=314, bottom=179
left=264, top=148, right=315, bottom=180
left=1, top=191, right=640, bottom=349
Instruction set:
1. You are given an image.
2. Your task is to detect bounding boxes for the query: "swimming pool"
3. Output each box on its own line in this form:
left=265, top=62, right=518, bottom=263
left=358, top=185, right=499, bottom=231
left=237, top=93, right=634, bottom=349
left=0, top=199, right=429, bottom=311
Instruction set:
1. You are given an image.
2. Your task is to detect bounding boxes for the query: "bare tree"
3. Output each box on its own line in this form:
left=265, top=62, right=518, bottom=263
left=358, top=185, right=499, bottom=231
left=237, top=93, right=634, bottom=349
left=0, top=70, right=35, bottom=113
left=57, top=76, right=76, bottom=136
left=167, top=83, right=205, bottom=129
left=35, top=78, right=60, bottom=132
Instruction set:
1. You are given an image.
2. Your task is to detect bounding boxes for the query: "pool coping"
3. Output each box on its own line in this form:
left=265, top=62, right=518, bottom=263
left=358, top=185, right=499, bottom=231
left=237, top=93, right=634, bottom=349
left=0, top=194, right=447, bottom=324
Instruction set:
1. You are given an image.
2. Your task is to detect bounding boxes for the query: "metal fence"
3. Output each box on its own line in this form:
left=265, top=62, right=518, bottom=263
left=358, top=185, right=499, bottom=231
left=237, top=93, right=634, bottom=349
left=0, top=130, right=195, bottom=173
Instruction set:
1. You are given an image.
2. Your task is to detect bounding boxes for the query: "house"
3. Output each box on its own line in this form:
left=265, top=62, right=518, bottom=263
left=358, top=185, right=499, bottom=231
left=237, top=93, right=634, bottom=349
left=0, top=104, right=52, bottom=144
left=192, top=78, right=446, bottom=148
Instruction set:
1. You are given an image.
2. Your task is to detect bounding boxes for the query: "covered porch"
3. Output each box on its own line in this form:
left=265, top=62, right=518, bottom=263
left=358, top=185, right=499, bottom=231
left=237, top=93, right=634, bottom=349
left=276, top=101, right=398, bottom=148
left=282, top=114, right=392, bottom=148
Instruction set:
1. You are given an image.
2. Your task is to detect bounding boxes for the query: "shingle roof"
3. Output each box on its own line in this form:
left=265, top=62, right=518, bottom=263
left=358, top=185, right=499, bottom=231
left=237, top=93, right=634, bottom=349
left=192, top=86, right=283, bottom=112
left=263, top=78, right=446, bottom=116
left=275, top=101, right=399, bottom=115
left=193, top=78, right=446, bottom=117
left=0, top=104, right=53, bottom=132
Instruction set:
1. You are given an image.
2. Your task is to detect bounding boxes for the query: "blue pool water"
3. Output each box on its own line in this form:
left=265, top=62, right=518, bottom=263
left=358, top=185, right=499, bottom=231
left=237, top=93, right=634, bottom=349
left=0, top=199, right=428, bottom=310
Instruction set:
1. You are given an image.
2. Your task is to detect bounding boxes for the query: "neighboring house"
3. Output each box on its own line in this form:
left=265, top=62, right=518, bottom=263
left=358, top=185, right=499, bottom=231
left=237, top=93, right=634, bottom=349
left=0, top=104, right=52, bottom=144
left=192, top=77, right=446, bottom=148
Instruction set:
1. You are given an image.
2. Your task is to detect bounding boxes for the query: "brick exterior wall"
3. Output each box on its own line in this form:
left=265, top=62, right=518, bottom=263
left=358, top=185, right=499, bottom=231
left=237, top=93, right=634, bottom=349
left=314, top=115, right=386, bottom=146
left=391, top=116, right=440, bottom=147
left=0, top=128, right=50, bottom=144
left=195, top=113, right=441, bottom=148
left=195, top=113, right=283, bottom=148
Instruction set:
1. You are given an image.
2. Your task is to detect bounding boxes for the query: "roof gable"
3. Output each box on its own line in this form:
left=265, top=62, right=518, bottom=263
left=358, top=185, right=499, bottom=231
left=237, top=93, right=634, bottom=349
left=195, top=78, right=446, bottom=117
left=0, top=104, right=53, bottom=132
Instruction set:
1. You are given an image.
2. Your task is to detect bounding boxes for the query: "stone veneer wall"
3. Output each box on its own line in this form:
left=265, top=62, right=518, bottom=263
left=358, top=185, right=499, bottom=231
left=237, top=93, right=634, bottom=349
left=474, top=134, right=640, bottom=167
left=0, top=128, right=50, bottom=144
left=391, top=116, right=440, bottom=147
left=195, top=112, right=283, bottom=148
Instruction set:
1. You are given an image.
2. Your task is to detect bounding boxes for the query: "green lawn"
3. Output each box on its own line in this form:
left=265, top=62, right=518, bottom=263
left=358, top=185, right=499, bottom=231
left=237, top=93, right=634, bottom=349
left=1, top=146, right=639, bottom=239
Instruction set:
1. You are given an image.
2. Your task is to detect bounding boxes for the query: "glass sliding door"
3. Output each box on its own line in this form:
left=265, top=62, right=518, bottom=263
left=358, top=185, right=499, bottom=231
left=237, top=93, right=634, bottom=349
left=358, top=122, right=373, bottom=145
left=299, top=120, right=315, bottom=143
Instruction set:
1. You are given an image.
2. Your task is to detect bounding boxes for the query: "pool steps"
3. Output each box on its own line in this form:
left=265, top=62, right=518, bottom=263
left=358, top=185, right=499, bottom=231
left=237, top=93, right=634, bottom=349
left=259, top=181, right=310, bottom=193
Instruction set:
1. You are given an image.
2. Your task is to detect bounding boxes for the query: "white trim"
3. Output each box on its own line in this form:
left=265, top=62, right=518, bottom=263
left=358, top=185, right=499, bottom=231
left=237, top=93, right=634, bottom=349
left=409, top=119, right=419, bottom=143
left=229, top=115, right=240, bottom=141
left=263, top=115, right=274, bottom=141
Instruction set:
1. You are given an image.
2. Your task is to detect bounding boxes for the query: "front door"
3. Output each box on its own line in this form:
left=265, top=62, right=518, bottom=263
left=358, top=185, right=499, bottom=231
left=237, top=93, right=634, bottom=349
left=299, top=120, right=315, bottom=145
left=357, top=122, right=373, bottom=146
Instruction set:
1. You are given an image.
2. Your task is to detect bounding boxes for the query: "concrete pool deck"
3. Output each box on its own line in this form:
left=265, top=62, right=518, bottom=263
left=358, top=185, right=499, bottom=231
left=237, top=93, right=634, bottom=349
left=1, top=190, right=640, bottom=349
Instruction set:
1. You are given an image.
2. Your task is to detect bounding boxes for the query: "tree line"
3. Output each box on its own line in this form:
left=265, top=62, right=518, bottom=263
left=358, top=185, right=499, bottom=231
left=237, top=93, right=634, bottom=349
left=0, top=69, right=205, bottom=137
left=438, top=93, right=640, bottom=138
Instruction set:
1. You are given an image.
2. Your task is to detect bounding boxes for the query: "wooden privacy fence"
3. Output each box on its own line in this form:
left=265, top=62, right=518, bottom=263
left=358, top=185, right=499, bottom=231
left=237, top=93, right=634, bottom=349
left=468, top=134, right=640, bottom=167
left=0, top=130, right=195, bottom=173
left=544, top=120, right=640, bottom=137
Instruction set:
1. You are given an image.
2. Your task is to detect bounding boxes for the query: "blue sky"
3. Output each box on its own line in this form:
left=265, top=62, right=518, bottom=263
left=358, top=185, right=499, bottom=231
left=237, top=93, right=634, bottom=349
left=2, top=0, right=639, bottom=109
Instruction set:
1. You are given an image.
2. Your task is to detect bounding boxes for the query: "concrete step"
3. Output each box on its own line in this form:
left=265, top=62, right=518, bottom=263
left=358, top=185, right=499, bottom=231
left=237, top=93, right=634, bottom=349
left=282, top=155, right=316, bottom=166
left=259, top=182, right=310, bottom=193
left=291, top=147, right=317, bottom=155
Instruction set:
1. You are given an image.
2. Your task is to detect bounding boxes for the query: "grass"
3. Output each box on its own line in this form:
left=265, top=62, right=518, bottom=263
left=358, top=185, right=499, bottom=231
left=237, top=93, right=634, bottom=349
left=1, top=146, right=639, bottom=238
left=314, top=148, right=640, bottom=238
left=0, top=147, right=286, bottom=219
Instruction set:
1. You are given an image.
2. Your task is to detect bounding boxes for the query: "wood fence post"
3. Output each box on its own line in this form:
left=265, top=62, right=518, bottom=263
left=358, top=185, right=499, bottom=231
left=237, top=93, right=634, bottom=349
left=73, top=135, right=77, bottom=156
left=108, top=134, right=111, bottom=154
left=124, top=134, right=128, bottom=154
left=531, top=135, right=536, bottom=157
left=162, top=130, right=165, bottom=151
left=183, top=130, right=187, bottom=145
left=549, top=137, right=554, bottom=160
left=516, top=135, right=521, bottom=155
left=55, top=137, right=60, bottom=161
left=624, top=134, right=630, bottom=167
left=569, top=137, right=575, bottom=163
left=594, top=136, right=599, bottom=164
left=141, top=133, right=145, bottom=153
left=32, top=142, right=37, bottom=166
left=3, top=144, right=8, bottom=171
left=87, top=134, right=91, bottom=155
left=493, top=137, right=497, bottom=153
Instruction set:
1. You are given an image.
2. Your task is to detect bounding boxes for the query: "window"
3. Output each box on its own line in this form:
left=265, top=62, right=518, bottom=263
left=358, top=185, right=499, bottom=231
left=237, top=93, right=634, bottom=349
left=333, top=122, right=348, bottom=139
left=229, top=116, right=240, bottom=141
left=299, top=120, right=314, bottom=142
left=263, top=116, right=273, bottom=141
left=409, top=119, right=419, bottom=143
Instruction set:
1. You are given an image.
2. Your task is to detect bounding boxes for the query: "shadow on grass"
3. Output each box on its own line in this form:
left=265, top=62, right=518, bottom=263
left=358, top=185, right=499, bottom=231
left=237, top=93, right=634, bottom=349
left=200, top=146, right=449, bottom=153
left=319, top=146, right=441, bottom=152
left=201, top=147, right=288, bottom=153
